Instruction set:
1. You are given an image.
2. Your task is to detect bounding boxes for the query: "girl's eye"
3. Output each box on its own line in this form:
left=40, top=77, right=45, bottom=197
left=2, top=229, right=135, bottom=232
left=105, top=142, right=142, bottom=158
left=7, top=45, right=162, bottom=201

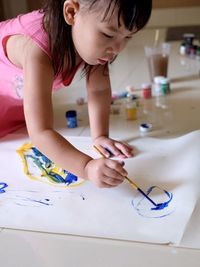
left=126, top=36, right=133, bottom=40
left=102, top=33, right=114, bottom=39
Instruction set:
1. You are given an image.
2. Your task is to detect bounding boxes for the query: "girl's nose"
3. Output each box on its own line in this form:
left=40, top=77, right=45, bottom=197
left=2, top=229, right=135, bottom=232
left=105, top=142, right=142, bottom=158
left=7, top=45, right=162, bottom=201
left=112, top=41, right=126, bottom=54
left=106, top=48, right=115, bottom=61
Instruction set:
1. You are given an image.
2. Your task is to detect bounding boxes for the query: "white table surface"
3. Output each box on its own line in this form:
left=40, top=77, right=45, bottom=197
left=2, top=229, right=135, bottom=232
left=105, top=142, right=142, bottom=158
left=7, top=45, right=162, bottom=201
left=1, top=41, right=200, bottom=266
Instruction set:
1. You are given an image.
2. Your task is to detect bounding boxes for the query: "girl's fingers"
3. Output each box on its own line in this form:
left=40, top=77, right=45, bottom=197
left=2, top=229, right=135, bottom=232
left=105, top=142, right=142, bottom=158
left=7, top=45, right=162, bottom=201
left=114, top=142, right=134, bottom=157
left=106, top=159, right=128, bottom=177
left=94, top=145, right=110, bottom=158
left=98, top=181, right=115, bottom=188
left=102, top=175, right=124, bottom=186
left=103, top=167, right=125, bottom=182
left=96, top=175, right=122, bottom=187
left=102, top=145, right=122, bottom=157
left=94, top=141, right=133, bottom=159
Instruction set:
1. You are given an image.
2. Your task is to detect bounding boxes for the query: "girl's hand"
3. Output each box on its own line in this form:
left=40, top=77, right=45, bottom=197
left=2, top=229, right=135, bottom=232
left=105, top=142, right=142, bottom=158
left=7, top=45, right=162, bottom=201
left=93, top=136, right=133, bottom=159
left=84, top=158, right=128, bottom=188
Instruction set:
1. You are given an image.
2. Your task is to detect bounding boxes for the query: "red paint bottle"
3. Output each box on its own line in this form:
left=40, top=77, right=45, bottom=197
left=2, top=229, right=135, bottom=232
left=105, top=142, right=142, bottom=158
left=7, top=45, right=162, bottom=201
left=142, top=83, right=152, bottom=99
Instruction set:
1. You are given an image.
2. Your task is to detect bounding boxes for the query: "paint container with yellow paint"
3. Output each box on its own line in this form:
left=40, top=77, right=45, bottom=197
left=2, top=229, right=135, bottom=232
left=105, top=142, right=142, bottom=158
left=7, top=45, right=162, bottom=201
left=125, top=99, right=137, bottom=120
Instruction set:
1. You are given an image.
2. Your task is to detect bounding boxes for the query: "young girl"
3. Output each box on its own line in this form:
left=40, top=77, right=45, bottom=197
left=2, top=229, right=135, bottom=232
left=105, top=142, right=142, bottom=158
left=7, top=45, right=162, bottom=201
left=0, top=0, right=152, bottom=188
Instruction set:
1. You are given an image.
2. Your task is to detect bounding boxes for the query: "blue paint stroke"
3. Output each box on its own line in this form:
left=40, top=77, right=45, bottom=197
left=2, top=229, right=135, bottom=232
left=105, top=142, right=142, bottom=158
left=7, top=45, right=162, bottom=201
left=27, top=147, right=78, bottom=185
left=80, top=194, right=85, bottom=200
left=131, top=186, right=174, bottom=218
left=15, top=196, right=52, bottom=206
left=150, top=186, right=173, bottom=210
left=52, top=190, right=86, bottom=201
left=32, top=147, right=52, bottom=168
left=25, top=198, right=51, bottom=206
left=0, top=183, right=8, bottom=194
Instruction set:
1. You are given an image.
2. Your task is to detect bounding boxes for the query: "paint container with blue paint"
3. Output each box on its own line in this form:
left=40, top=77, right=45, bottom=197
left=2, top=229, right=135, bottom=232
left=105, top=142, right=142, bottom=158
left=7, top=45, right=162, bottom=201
left=139, top=123, right=153, bottom=133
left=66, top=110, right=78, bottom=128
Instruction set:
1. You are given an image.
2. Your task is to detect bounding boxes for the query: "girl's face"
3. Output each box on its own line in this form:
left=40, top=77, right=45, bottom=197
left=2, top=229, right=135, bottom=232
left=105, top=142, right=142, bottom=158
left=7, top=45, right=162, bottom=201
left=71, top=4, right=135, bottom=65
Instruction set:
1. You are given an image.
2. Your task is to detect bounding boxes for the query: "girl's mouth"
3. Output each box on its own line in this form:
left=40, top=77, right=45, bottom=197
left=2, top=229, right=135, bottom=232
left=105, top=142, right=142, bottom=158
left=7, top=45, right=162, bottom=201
left=97, top=58, right=108, bottom=65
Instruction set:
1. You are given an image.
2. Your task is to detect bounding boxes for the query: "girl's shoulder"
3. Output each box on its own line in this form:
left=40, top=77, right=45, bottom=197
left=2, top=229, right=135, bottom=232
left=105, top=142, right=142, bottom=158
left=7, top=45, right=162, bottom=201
left=1, top=10, right=51, bottom=58
left=0, top=10, right=44, bottom=33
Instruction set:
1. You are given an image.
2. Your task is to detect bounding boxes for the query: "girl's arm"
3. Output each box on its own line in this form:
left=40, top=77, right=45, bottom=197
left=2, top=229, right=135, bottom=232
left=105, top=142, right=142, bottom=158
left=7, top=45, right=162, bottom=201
left=87, top=65, right=111, bottom=141
left=22, top=39, right=92, bottom=178
left=87, top=65, right=133, bottom=158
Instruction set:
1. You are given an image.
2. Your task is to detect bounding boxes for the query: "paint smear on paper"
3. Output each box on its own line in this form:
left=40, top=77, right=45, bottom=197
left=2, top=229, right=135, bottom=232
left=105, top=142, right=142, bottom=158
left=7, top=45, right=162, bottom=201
left=0, top=183, right=53, bottom=207
left=17, top=143, right=84, bottom=187
left=0, top=182, right=8, bottom=194
left=132, top=186, right=175, bottom=218
left=14, top=196, right=52, bottom=207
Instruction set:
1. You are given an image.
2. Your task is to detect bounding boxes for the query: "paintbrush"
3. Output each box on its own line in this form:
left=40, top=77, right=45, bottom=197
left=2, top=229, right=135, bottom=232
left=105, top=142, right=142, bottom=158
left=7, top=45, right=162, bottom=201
left=93, top=145, right=157, bottom=207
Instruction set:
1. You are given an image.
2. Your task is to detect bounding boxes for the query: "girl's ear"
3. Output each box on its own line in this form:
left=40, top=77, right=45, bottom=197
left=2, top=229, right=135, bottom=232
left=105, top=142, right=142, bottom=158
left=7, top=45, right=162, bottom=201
left=63, top=0, right=80, bottom=25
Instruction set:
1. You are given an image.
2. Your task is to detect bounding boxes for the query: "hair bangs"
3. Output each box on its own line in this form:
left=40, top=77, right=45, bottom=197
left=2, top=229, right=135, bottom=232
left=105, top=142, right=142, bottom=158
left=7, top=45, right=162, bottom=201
left=99, top=0, right=151, bottom=32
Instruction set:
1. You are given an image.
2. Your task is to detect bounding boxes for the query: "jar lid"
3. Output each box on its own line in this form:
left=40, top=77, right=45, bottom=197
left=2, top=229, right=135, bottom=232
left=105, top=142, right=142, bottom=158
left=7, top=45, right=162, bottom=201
left=141, top=83, right=151, bottom=89
left=160, top=77, right=170, bottom=84
left=183, top=33, right=195, bottom=39
left=153, top=76, right=165, bottom=84
left=65, top=110, right=77, bottom=118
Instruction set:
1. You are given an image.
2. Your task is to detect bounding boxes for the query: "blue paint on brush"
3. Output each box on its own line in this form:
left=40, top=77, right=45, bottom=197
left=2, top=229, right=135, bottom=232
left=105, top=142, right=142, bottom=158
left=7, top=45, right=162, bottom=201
left=151, top=188, right=173, bottom=210
left=0, top=183, right=8, bottom=194
left=144, top=186, right=173, bottom=210
left=137, top=187, right=158, bottom=207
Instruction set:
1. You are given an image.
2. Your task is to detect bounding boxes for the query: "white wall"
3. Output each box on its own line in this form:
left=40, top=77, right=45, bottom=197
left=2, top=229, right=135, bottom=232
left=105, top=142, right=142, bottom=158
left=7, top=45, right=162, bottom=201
left=148, top=7, right=200, bottom=28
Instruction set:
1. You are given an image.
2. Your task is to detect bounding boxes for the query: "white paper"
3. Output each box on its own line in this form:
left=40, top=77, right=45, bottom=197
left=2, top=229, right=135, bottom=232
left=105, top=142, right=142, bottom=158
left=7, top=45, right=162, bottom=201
left=0, top=130, right=200, bottom=245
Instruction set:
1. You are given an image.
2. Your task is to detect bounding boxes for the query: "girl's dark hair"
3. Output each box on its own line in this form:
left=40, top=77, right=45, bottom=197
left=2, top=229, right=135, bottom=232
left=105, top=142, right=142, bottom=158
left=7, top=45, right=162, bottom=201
left=42, top=0, right=152, bottom=79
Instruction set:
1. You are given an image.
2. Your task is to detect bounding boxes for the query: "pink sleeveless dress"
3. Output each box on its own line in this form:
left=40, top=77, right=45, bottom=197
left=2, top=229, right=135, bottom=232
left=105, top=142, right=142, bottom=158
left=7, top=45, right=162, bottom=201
left=0, top=10, right=81, bottom=138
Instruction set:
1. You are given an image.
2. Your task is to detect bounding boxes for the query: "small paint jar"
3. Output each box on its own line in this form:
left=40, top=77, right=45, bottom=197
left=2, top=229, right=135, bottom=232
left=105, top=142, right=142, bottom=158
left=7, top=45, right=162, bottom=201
left=142, top=83, right=152, bottom=99
left=196, top=46, right=200, bottom=60
left=185, top=43, right=192, bottom=55
left=125, top=98, right=137, bottom=120
left=110, top=104, right=120, bottom=115
left=183, top=33, right=195, bottom=45
left=76, top=97, right=85, bottom=105
left=139, top=123, right=153, bottom=133
left=160, top=77, right=171, bottom=95
left=65, top=110, right=78, bottom=128
left=179, top=43, right=186, bottom=55
left=153, top=76, right=165, bottom=96
left=189, top=45, right=197, bottom=58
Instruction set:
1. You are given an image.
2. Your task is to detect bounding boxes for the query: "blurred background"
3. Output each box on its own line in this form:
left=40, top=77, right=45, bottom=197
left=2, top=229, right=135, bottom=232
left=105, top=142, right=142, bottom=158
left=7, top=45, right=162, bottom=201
left=1, top=0, right=200, bottom=40
left=0, top=0, right=200, bottom=103
left=0, top=0, right=200, bottom=26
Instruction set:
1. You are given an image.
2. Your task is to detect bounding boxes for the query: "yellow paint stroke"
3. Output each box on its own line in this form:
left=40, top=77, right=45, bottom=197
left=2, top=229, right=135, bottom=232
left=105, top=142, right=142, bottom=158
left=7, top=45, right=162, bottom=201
left=17, top=143, right=84, bottom=188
